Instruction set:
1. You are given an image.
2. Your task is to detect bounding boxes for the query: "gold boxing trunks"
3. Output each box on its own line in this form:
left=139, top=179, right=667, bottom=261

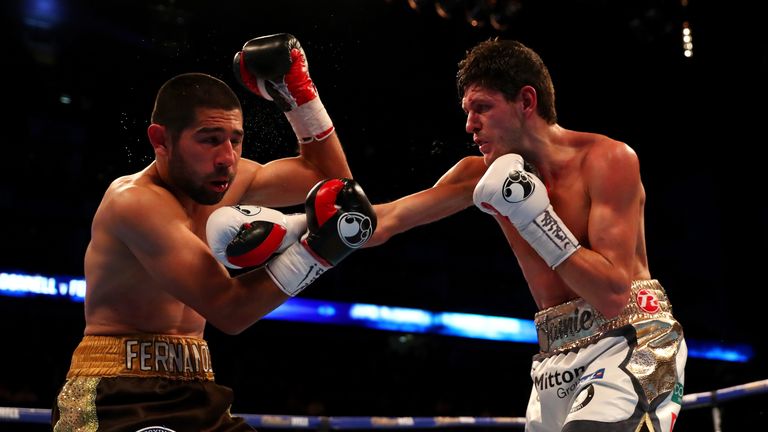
left=52, top=335, right=253, bottom=431
left=534, top=279, right=681, bottom=356
left=66, top=334, right=215, bottom=380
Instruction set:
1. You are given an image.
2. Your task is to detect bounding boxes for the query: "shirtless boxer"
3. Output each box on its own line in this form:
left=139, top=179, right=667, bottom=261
left=52, top=34, right=375, bottom=431
left=370, top=39, right=686, bottom=432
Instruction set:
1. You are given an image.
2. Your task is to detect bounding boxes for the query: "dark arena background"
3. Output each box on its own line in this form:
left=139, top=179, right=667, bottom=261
left=2, top=0, right=767, bottom=431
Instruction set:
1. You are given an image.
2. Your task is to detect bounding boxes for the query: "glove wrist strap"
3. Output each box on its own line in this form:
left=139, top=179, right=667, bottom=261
left=284, top=97, right=334, bottom=143
left=517, top=205, right=580, bottom=269
left=266, top=241, right=331, bottom=296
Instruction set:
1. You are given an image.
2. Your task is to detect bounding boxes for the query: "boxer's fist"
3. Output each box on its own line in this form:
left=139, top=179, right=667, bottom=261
left=233, top=33, right=333, bottom=142
left=473, top=154, right=579, bottom=269
left=473, top=154, right=549, bottom=225
left=233, top=33, right=316, bottom=110
left=303, top=178, right=377, bottom=266
left=266, top=178, right=376, bottom=296
left=206, top=205, right=306, bottom=269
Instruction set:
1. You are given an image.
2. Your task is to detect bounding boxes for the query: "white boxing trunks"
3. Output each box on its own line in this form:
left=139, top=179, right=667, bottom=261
left=526, top=280, right=687, bottom=432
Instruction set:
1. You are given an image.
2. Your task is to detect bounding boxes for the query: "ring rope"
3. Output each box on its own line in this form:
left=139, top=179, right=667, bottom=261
left=2, top=379, right=766, bottom=428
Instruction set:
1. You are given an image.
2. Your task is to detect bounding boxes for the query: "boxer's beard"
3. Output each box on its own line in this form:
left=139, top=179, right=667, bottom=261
left=168, top=149, right=230, bottom=205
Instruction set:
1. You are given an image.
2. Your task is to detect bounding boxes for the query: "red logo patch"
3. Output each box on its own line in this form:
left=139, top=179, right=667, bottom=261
left=670, top=412, right=677, bottom=431
left=636, top=289, right=660, bottom=313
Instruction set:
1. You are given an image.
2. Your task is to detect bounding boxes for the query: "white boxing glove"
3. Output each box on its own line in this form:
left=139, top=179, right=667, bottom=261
left=473, top=153, right=580, bottom=269
left=206, top=205, right=307, bottom=269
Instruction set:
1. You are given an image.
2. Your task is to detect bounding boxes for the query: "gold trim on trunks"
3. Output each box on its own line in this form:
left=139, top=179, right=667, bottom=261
left=66, top=334, right=214, bottom=381
left=534, top=280, right=677, bottom=355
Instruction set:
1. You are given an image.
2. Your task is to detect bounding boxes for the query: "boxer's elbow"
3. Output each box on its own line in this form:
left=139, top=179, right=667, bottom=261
left=204, top=300, right=263, bottom=335
left=208, top=315, right=253, bottom=335
left=598, top=284, right=632, bottom=319
left=206, top=313, right=244, bottom=335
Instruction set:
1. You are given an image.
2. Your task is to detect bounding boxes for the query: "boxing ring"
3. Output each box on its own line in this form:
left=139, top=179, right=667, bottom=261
left=2, top=379, right=766, bottom=431
left=1, top=275, right=763, bottom=430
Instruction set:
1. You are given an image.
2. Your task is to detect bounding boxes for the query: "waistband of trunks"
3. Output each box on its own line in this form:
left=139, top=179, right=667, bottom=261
left=534, top=280, right=675, bottom=355
left=66, top=334, right=215, bottom=381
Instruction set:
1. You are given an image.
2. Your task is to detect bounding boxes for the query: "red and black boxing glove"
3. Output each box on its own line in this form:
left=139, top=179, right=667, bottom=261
left=266, top=178, right=377, bottom=296
left=303, top=178, right=377, bottom=266
left=233, top=33, right=334, bottom=143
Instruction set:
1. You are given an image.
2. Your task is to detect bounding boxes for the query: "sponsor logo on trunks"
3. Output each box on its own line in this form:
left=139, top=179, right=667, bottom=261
left=636, top=289, right=660, bottom=313
left=671, top=381, right=684, bottom=405
left=534, top=366, right=586, bottom=399
left=125, top=339, right=212, bottom=375
left=579, top=368, right=605, bottom=383
left=135, top=427, right=176, bottom=432
left=541, top=307, right=595, bottom=347
left=568, top=384, right=595, bottom=413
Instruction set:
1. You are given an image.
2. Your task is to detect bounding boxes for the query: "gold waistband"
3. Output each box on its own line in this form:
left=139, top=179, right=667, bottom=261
left=66, top=335, right=214, bottom=381
left=534, top=280, right=675, bottom=355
